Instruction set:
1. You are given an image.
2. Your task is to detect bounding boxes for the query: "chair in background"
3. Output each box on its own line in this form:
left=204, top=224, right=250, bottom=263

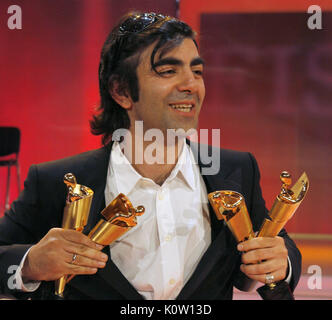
left=0, top=127, right=21, bottom=211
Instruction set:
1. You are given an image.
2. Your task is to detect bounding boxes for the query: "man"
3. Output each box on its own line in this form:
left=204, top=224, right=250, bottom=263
left=0, top=12, right=301, bottom=300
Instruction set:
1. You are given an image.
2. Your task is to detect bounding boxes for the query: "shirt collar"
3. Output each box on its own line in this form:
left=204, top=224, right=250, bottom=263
left=166, top=141, right=196, bottom=190
left=110, top=142, right=142, bottom=196
left=110, top=140, right=196, bottom=195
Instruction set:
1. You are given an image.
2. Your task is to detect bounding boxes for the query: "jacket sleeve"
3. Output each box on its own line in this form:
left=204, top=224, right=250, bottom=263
left=0, top=165, right=42, bottom=297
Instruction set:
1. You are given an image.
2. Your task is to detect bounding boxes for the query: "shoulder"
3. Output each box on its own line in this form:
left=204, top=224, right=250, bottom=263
left=220, top=148, right=258, bottom=174
left=220, top=147, right=253, bottom=164
left=36, top=147, right=105, bottom=168
left=188, top=140, right=257, bottom=176
left=27, top=146, right=111, bottom=184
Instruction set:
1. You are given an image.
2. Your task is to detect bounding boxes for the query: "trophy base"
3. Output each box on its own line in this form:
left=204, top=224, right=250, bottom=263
left=256, top=281, right=295, bottom=300
left=53, top=293, right=65, bottom=300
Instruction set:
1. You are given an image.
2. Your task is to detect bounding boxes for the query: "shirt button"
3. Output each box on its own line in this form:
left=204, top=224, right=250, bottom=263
left=165, top=234, right=172, bottom=242
left=158, top=192, right=164, bottom=200
left=169, top=278, right=176, bottom=285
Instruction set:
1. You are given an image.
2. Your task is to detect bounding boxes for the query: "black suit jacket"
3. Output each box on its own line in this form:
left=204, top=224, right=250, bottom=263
left=0, top=142, right=301, bottom=299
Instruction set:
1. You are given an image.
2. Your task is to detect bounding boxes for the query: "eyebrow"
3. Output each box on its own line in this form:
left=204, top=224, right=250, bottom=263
left=152, top=57, right=205, bottom=69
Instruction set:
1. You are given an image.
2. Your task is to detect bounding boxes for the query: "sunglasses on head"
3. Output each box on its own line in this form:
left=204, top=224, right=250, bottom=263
left=119, top=12, right=168, bottom=34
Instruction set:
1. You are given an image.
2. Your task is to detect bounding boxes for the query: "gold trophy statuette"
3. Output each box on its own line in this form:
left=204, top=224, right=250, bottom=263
left=54, top=173, right=94, bottom=299
left=208, top=190, right=255, bottom=243
left=256, top=171, right=309, bottom=300
left=87, top=193, right=145, bottom=246
left=66, top=193, right=145, bottom=284
left=208, top=171, right=309, bottom=300
left=258, top=171, right=309, bottom=238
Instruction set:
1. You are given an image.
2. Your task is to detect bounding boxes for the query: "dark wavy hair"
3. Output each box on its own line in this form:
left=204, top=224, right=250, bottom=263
left=90, top=12, right=196, bottom=145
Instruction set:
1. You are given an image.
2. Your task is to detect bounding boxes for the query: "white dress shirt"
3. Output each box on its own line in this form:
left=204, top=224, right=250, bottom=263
left=105, top=141, right=211, bottom=300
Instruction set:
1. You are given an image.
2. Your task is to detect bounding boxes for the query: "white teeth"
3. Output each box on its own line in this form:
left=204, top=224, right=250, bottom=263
left=170, top=104, right=193, bottom=112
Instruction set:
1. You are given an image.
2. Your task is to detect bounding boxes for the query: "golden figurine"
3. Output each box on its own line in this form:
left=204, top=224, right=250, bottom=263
left=66, top=193, right=145, bottom=284
left=208, top=190, right=255, bottom=242
left=55, top=173, right=94, bottom=298
left=257, top=171, right=309, bottom=238
left=87, top=193, right=145, bottom=246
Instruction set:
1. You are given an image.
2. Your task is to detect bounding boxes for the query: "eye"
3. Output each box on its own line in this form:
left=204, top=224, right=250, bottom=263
left=192, top=68, right=203, bottom=76
left=157, top=68, right=176, bottom=76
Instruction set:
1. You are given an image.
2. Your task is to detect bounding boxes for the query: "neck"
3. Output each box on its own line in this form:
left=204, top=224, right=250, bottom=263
left=119, top=129, right=185, bottom=185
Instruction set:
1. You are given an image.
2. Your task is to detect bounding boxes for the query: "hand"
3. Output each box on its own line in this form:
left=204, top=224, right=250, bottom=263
left=21, top=228, right=108, bottom=281
left=237, top=236, right=289, bottom=284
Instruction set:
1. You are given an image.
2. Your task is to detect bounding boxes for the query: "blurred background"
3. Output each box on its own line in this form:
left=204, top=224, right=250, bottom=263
left=0, top=0, right=331, bottom=299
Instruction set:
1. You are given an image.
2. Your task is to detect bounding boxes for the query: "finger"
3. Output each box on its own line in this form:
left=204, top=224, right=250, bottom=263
left=52, top=251, right=101, bottom=277
left=237, top=236, right=284, bottom=252
left=240, top=267, right=286, bottom=284
left=61, top=229, right=103, bottom=251
left=67, top=253, right=107, bottom=269
left=241, top=247, right=279, bottom=265
left=64, top=244, right=108, bottom=263
left=60, top=230, right=108, bottom=262
left=240, top=259, right=279, bottom=276
left=67, top=264, right=98, bottom=276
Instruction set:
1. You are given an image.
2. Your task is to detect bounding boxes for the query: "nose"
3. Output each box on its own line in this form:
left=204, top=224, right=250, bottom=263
left=177, top=69, right=201, bottom=94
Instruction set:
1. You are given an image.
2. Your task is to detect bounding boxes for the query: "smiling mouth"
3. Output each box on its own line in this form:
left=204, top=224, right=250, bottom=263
left=169, top=104, right=194, bottom=113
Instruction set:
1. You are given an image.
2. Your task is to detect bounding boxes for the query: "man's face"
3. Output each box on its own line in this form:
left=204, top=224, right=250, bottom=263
left=127, top=38, right=205, bottom=135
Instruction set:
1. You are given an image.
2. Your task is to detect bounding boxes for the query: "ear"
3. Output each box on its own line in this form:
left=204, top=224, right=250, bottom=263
left=109, top=81, right=133, bottom=110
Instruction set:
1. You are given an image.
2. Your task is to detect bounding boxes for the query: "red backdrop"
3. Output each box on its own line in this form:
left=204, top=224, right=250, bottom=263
left=1, top=0, right=331, bottom=234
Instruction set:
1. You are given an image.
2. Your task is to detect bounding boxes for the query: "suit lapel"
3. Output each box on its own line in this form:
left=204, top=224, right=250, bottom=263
left=68, top=142, right=143, bottom=299
left=68, top=246, right=143, bottom=299
left=81, top=144, right=111, bottom=234
left=177, top=142, right=243, bottom=299
left=97, top=249, right=144, bottom=299
left=188, top=140, right=243, bottom=240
